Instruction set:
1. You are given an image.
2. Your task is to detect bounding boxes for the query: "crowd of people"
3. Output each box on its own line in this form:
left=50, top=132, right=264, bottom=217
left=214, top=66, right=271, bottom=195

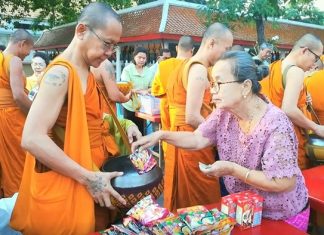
left=0, top=1, right=323, bottom=234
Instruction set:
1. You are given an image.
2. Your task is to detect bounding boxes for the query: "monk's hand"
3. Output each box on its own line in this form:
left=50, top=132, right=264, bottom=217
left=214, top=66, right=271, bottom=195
left=131, top=131, right=162, bottom=153
left=314, top=125, right=324, bottom=138
left=200, top=160, right=235, bottom=178
left=124, top=91, right=132, bottom=101
left=126, top=124, right=142, bottom=143
left=85, top=171, right=126, bottom=208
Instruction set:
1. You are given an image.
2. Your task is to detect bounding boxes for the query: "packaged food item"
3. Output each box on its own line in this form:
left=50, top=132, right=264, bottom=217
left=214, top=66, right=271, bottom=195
left=179, top=209, right=215, bottom=233
left=129, top=149, right=157, bottom=174
left=177, top=205, right=208, bottom=215
left=123, top=216, right=155, bottom=235
left=101, top=225, right=136, bottom=235
left=235, top=193, right=264, bottom=229
left=221, top=195, right=237, bottom=219
left=158, top=216, right=192, bottom=235
left=127, top=195, right=172, bottom=226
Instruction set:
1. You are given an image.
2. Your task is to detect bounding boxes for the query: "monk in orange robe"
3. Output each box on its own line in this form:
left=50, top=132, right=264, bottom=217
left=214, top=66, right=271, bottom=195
left=151, top=35, right=194, bottom=154
left=10, top=3, right=141, bottom=234
left=0, top=29, right=34, bottom=197
left=153, top=23, right=233, bottom=212
left=304, top=59, right=324, bottom=124
left=260, top=34, right=324, bottom=170
left=91, top=59, right=131, bottom=114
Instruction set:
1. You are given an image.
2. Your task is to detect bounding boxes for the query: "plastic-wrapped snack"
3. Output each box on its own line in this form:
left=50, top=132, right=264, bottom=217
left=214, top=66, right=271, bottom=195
left=123, top=217, right=154, bottom=235
left=207, top=208, right=236, bottom=235
left=179, top=210, right=215, bottom=233
left=100, top=227, right=118, bottom=235
left=129, top=149, right=157, bottom=174
left=127, top=195, right=172, bottom=226
left=158, top=216, right=192, bottom=235
left=111, top=225, right=137, bottom=235
left=177, top=205, right=208, bottom=215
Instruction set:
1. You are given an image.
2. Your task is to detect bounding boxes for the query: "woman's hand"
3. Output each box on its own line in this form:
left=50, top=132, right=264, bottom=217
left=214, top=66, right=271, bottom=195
left=84, top=171, right=126, bottom=208
left=131, top=131, right=162, bottom=153
left=126, top=124, right=142, bottom=144
left=200, top=160, right=235, bottom=178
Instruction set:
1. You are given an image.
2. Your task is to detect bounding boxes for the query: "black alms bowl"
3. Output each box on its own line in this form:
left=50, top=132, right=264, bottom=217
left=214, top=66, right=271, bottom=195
left=101, top=155, right=164, bottom=209
left=305, top=134, right=324, bottom=161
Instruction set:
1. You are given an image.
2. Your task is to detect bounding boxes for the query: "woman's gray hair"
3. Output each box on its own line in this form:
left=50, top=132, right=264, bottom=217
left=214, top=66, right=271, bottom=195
left=219, top=51, right=268, bottom=94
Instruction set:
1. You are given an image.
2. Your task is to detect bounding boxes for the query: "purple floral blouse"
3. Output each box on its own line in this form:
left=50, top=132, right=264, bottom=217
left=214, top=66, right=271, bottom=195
left=197, top=102, right=308, bottom=220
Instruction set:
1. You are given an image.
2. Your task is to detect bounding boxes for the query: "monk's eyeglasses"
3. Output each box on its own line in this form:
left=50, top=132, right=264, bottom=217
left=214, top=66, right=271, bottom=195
left=86, top=25, right=119, bottom=52
left=211, top=80, right=241, bottom=92
left=301, top=47, right=321, bottom=63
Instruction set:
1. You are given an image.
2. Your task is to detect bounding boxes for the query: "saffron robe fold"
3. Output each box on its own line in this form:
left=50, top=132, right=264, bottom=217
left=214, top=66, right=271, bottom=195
left=10, top=58, right=118, bottom=234
left=151, top=58, right=186, bottom=153
left=260, top=60, right=310, bottom=169
left=0, top=52, right=27, bottom=197
left=305, top=70, right=324, bottom=124
left=164, top=59, right=221, bottom=212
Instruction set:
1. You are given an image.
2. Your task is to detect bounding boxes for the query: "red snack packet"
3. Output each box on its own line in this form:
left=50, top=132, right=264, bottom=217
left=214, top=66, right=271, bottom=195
left=129, top=149, right=157, bottom=174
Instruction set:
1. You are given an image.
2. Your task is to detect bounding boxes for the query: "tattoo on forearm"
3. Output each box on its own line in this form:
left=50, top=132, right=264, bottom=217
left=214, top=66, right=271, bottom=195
left=43, top=72, right=66, bottom=86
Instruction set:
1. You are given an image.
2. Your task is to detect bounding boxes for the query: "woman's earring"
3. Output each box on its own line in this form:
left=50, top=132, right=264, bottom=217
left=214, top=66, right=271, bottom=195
left=243, top=95, right=247, bottom=99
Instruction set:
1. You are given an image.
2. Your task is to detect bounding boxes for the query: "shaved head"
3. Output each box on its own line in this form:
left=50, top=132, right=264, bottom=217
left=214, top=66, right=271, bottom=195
left=9, top=29, right=34, bottom=44
left=78, top=2, right=120, bottom=30
left=292, top=34, right=323, bottom=52
left=202, top=22, right=232, bottom=44
left=178, top=35, right=194, bottom=51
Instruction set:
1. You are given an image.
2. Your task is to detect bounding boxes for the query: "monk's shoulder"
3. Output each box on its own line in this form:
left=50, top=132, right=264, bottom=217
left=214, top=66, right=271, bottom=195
left=42, top=65, right=69, bottom=86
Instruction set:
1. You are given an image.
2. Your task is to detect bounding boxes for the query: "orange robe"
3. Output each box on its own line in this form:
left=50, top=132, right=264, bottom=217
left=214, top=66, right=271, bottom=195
left=305, top=70, right=324, bottom=124
left=151, top=58, right=186, bottom=153
left=165, top=59, right=220, bottom=212
left=10, top=58, right=119, bottom=234
left=0, top=52, right=27, bottom=197
left=260, top=60, right=310, bottom=169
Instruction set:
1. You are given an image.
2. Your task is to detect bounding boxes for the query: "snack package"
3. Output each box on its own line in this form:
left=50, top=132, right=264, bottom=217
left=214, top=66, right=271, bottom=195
left=198, top=208, right=236, bottom=235
left=221, top=195, right=237, bottom=219
left=129, top=149, right=157, bottom=174
left=179, top=209, right=216, bottom=233
left=123, top=217, right=155, bottom=235
left=126, top=195, right=172, bottom=226
left=158, top=216, right=192, bottom=235
left=177, top=205, right=208, bottom=215
left=235, top=193, right=264, bottom=229
left=101, top=224, right=136, bottom=235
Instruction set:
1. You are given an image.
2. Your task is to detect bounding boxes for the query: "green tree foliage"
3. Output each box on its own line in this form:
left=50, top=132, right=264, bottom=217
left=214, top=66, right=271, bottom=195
left=199, top=0, right=323, bottom=45
left=0, top=0, right=133, bottom=29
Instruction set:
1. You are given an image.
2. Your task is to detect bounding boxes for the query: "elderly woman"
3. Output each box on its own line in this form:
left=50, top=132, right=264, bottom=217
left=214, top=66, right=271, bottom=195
left=121, top=47, right=154, bottom=134
left=132, top=51, right=309, bottom=231
left=26, top=52, right=49, bottom=91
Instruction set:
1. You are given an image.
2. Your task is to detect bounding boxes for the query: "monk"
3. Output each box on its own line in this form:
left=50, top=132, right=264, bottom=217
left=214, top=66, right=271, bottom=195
left=10, top=3, right=140, bottom=234
left=91, top=59, right=131, bottom=113
left=0, top=29, right=34, bottom=197
left=260, top=34, right=324, bottom=170
left=304, top=56, right=324, bottom=124
left=151, top=35, right=194, bottom=154
left=162, top=23, right=233, bottom=212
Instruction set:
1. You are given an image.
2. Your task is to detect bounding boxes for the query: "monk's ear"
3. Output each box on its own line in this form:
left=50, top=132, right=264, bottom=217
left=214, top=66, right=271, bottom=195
left=300, top=47, right=308, bottom=55
left=76, top=23, right=88, bottom=39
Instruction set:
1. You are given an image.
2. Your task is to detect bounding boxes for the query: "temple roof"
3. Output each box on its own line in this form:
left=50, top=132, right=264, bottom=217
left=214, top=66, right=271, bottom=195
left=34, top=0, right=324, bottom=50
